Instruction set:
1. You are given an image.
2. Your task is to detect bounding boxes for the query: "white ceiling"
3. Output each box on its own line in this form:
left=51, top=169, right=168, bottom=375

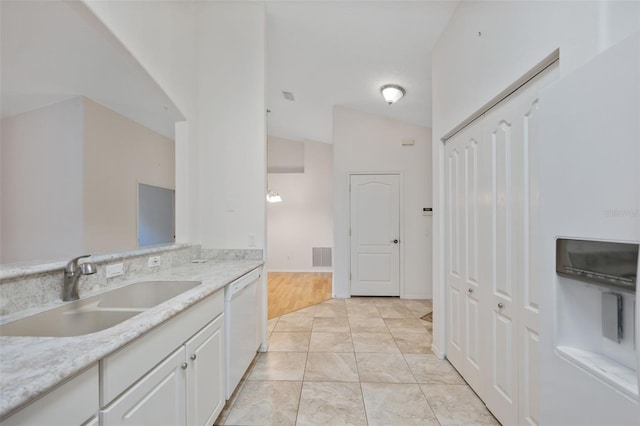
left=0, top=1, right=183, bottom=139
left=266, top=1, right=459, bottom=144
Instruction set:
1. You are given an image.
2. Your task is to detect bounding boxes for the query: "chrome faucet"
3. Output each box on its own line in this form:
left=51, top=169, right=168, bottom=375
left=63, top=255, right=97, bottom=301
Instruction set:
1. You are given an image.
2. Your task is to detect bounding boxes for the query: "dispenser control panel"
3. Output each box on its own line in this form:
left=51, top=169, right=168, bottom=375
left=556, top=238, right=638, bottom=292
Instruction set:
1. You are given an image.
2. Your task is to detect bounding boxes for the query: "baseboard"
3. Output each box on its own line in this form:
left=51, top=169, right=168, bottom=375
left=401, top=293, right=432, bottom=300
left=431, top=344, right=446, bottom=359
left=267, top=268, right=333, bottom=273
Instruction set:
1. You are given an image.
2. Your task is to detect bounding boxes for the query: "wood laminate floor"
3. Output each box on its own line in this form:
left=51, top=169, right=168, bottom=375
left=267, top=272, right=332, bottom=319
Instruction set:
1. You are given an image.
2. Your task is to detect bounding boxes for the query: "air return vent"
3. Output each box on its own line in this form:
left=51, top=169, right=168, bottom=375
left=312, top=247, right=332, bottom=267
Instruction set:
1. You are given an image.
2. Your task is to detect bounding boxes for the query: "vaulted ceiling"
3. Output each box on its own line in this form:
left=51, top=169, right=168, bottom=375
left=266, top=1, right=459, bottom=144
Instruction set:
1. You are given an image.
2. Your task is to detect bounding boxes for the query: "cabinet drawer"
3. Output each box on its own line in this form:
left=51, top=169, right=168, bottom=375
left=100, top=289, right=223, bottom=405
left=2, top=364, right=98, bottom=426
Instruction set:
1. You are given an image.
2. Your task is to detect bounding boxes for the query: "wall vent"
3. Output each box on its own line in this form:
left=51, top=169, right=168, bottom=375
left=312, top=247, right=332, bottom=267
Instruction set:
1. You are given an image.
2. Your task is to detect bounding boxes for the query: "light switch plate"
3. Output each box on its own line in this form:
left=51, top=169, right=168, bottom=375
left=105, top=263, right=124, bottom=279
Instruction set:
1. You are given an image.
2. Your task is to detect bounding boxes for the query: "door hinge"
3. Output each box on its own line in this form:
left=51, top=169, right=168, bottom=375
left=349, top=184, right=351, bottom=192
left=350, top=272, right=352, bottom=280
left=349, top=228, right=351, bottom=237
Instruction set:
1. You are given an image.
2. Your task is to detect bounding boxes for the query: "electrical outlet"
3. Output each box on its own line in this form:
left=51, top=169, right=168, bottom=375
left=148, top=256, right=161, bottom=268
left=105, top=263, right=124, bottom=278
left=248, top=234, right=256, bottom=247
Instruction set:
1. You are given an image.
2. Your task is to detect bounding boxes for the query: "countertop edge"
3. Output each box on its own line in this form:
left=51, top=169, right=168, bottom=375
left=0, top=259, right=263, bottom=419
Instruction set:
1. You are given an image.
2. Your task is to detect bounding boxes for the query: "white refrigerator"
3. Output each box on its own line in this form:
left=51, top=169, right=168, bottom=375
left=538, top=31, right=640, bottom=424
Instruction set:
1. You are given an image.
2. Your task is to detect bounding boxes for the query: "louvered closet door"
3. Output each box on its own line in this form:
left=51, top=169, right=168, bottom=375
left=444, top=120, right=486, bottom=393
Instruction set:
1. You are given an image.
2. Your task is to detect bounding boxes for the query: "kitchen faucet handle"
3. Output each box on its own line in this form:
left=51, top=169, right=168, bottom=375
left=65, top=254, right=92, bottom=273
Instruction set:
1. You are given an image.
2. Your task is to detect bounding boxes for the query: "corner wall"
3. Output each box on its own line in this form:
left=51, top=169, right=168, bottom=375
left=0, top=98, right=84, bottom=263
left=83, top=98, right=174, bottom=254
left=197, top=2, right=266, bottom=251
left=431, top=0, right=640, bottom=357
left=333, top=106, right=432, bottom=299
left=82, top=0, right=200, bottom=245
left=267, top=138, right=333, bottom=272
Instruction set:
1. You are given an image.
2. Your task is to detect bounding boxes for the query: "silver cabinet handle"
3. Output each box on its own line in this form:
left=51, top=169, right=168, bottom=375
left=497, top=303, right=504, bottom=309
left=190, top=354, right=197, bottom=361
left=181, top=363, right=188, bottom=370
left=468, top=288, right=473, bottom=293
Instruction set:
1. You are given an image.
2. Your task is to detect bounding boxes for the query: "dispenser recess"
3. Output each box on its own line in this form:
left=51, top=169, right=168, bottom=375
left=556, top=239, right=638, bottom=292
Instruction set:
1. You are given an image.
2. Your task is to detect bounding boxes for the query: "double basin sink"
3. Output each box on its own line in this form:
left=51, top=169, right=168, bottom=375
left=0, top=281, right=201, bottom=338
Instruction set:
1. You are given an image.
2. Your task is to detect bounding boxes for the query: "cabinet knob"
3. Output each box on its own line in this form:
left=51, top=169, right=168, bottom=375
left=190, top=354, right=197, bottom=361
left=468, top=288, right=473, bottom=293
left=181, top=363, right=188, bottom=370
left=497, top=302, right=504, bottom=309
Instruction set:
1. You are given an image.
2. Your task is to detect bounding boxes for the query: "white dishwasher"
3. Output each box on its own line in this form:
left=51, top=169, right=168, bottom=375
left=225, top=268, right=261, bottom=399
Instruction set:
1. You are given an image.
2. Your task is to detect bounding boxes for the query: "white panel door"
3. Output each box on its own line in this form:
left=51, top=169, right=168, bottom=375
left=186, top=314, right=225, bottom=426
left=350, top=174, right=400, bottom=296
left=444, top=62, right=558, bottom=426
left=483, top=63, right=559, bottom=426
left=102, top=347, right=186, bottom=426
left=516, top=64, right=558, bottom=426
left=444, top=120, right=487, bottom=393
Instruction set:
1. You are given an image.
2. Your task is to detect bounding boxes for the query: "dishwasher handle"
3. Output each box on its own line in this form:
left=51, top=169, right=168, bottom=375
left=225, top=268, right=261, bottom=301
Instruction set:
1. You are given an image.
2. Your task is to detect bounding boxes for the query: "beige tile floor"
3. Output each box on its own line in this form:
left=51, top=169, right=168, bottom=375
left=216, top=297, right=500, bottom=426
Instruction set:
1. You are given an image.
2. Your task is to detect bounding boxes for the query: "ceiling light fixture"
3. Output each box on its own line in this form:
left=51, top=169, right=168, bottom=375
left=380, top=84, right=406, bottom=105
left=266, top=189, right=283, bottom=203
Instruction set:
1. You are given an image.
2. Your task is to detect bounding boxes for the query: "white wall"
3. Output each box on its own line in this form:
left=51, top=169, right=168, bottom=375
left=83, top=98, right=174, bottom=254
left=85, top=1, right=267, bottom=253
left=1, top=98, right=84, bottom=263
left=197, top=2, right=266, bottom=251
left=267, top=138, right=333, bottom=272
left=333, top=106, right=432, bottom=299
left=83, top=0, right=199, bottom=245
left=431, top=0, right=640, bottom=357
left=267, top=137, right=305, bottom=173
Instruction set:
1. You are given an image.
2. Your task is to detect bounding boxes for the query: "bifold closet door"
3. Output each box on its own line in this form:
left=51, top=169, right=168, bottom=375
left=480, top=64, right=559, bottom=426
left=445, top=62, right=559, bottom=426
left=444, top=120, right=488, bottom=394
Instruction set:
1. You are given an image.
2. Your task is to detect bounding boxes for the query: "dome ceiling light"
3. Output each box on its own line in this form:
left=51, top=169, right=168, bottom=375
left=380, top=84, right=406, bottom=105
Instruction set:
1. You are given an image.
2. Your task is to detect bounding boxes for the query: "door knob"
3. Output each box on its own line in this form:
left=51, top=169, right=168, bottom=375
left=468, top=288, right=473, bottom=293
left=181, top=363, right=188, bottom=370
left=497, top=303, right=504, bottom=309
left=190, top=354, right=197, bottom=361
left=391, top=239, right=399, bottom=244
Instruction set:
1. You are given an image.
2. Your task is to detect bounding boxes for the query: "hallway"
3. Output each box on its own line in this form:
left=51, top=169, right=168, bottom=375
left=216, top=297, right=499, bottom=425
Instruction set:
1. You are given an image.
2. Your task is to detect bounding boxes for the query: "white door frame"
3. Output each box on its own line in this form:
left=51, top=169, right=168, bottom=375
left=348, top=171, right=404, bottom=298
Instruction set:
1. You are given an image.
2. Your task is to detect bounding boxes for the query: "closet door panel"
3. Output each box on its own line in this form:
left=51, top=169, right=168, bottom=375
left=445, top=121, right=486, bottom=393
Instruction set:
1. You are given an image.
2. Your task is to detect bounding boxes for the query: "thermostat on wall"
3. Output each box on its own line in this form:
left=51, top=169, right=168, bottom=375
left=423, top=208, right=433, bottom=216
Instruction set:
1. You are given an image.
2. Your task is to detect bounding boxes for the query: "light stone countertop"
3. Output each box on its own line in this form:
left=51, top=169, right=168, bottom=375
left=0, top=259, right=263, bottom=418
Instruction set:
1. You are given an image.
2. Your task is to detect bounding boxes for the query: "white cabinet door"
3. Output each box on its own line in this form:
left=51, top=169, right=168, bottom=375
left=186, top=314, right=225, bottom=426
left=2, top=365, right=99, bottom=426
left=102, top=348, right=186, bottom=426
left=350, top=174, right=400, bottom=296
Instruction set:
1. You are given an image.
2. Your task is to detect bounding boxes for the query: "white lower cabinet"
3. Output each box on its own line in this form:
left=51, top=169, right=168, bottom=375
left=102, top=348, right=187, bottom=426
left=1, top=364, right=99, bottom=426
left=102, top=314, right=225, bottom=426
left=100, top=289, right=226, bottom=426
left=2, top=286, right=229, bottom=426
